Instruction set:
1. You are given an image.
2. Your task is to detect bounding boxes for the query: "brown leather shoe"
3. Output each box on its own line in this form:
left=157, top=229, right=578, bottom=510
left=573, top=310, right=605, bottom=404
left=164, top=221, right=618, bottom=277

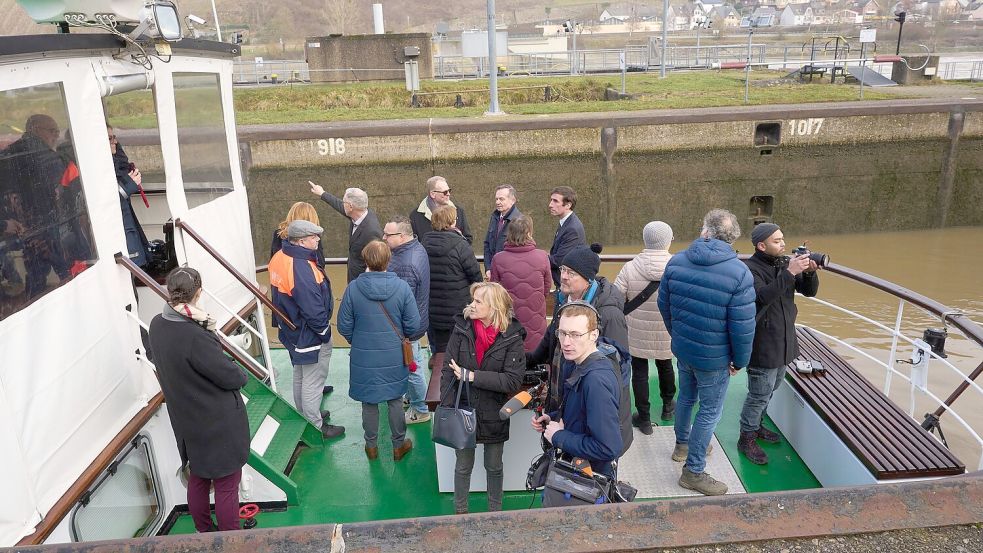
left=393, top=438, right=414, bottom=461
left=365, top=446, right=378, bottom=460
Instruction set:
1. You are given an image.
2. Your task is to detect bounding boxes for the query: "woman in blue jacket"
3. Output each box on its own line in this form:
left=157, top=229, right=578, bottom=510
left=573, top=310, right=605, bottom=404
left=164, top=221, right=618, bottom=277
left=338, top=240, right=421, bottom=461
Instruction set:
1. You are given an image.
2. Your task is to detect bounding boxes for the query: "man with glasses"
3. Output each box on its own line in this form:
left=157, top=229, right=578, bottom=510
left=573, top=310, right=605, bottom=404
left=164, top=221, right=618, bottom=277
left=528, top=243, right=628, bottom=410
left=483, top=184, right=521, bottom=279
left=310, top=182, right=382, bottom=283
left=532, top=302, right=623, bottom=478
left=0, top=114, right=72, bottom=298
left=269, top=220, right=345, bottom=439
left=409, top=176, right=472, bottom=245
left=383, top=216, right=431, bottom=424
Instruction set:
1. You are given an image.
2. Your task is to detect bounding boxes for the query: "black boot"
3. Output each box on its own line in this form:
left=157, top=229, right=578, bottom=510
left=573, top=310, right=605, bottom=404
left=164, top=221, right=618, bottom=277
left=738, top=431, right=768, bottom=465
left=631, top=413, right=653, bottom=435
left=660, top=399, right=676, bottom=421
left=756, top=426, right=781, bottom=444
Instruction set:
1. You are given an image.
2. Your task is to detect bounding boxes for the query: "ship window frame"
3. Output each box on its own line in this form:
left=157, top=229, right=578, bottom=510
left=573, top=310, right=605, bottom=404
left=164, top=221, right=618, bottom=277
left=68, top=434, right=165, bottom=542
left=172, top=71, right=235, bottom=209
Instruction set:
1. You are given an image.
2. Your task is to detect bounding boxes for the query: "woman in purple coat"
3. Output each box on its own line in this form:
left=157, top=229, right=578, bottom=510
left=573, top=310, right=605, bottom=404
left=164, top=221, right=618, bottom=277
left=490, top=216, right=551, bottom=351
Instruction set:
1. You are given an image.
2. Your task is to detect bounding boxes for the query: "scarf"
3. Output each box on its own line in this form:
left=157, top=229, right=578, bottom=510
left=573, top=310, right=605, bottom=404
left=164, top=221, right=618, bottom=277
left=473, top=319, right=499, bottom=367
left=168, top=302, right=216, bottom=332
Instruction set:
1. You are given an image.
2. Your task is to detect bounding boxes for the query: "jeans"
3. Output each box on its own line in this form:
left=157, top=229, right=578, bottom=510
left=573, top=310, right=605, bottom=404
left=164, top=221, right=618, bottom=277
left=454, top=442, right=505, bottom=513
left=674, top=358, right=731, bottom=474
left=293, top=343, right=332, bottom=427
left=406, top=340, right=429, bottom=413
left=362, top=398, right=406, bottom=448
left=187, top=469, right=241, bottom=532
left=630, top=356, right=677, bottom=421
left=739, top=365, right=787, bottom=433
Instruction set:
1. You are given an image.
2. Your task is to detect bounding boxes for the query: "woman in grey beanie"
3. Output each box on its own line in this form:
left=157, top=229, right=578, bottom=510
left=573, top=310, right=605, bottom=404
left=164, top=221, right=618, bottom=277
left=614, top=221, right=676, bottom=434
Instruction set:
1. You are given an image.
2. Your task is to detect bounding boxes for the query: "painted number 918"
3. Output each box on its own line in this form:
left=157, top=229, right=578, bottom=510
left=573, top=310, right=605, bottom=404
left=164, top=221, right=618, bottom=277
left=787, top=118, right=824, bottom=136
left=317, top=138, right=346, bottom=156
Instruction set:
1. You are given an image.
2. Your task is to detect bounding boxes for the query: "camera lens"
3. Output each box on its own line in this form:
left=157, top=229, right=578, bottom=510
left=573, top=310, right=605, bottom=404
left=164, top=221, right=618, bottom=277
left=810, top=252, right=830, bottom=267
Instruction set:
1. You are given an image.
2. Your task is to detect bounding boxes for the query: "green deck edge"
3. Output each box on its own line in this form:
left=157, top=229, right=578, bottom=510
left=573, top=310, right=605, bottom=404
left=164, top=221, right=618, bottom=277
left=166, top=350, right=818, bottom=534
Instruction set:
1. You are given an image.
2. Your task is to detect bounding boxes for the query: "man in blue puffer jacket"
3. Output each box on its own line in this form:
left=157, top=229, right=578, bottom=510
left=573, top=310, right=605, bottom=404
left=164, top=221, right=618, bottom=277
left=657, top=209, right=755, bottom=496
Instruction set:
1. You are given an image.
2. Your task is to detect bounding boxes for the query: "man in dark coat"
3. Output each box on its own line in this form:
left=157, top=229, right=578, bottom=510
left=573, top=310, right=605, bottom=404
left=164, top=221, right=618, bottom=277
left=738, top=222, right=819, bottom=465
left=0, top=114, right=71, bottom=297
left=409, top=176, right=472, bottom=244
left=657, top=209, right=755, bottom=496
left=548, top=186, right=586, bottom=288
left=309, top=181, right=382, bottom=283
left=482, top=184, right=521, bottom=278
left=148, top=268, right=249, bottom=532
left=384, top=215, right=432, bottom=423
left=533, top=302, right=623, bottom=479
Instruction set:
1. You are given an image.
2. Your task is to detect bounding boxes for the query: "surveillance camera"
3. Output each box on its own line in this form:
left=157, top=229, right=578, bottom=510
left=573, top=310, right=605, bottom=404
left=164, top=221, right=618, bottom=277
left=187, top=14, right=206, bottom=25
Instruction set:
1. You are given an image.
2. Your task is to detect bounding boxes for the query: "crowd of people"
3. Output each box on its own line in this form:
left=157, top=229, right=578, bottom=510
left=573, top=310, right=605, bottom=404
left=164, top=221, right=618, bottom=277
left=148, top=176, right=820, bottom=529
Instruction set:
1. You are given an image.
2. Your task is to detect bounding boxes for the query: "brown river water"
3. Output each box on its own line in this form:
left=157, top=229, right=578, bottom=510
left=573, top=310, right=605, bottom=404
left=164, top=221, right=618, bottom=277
left=261, top=226, right=983, bottom=470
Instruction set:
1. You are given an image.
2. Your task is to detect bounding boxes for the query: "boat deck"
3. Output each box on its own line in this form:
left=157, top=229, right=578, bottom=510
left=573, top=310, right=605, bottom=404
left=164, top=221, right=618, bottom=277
left=164, top=349, right=819, bottom=534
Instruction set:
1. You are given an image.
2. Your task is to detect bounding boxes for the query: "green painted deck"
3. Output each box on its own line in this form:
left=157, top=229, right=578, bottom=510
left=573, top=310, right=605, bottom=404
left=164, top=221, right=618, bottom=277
left=166, top=349, right=819, bottom=534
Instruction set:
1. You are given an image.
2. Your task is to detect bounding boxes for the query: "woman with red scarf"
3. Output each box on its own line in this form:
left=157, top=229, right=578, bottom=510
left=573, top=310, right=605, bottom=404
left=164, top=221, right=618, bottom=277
left=440, top=282, right=525, bottom=514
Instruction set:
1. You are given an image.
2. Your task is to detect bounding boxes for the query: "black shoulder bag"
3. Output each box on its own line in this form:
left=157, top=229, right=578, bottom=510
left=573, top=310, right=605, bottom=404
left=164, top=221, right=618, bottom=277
left=623, top=280, right=660, bottom=315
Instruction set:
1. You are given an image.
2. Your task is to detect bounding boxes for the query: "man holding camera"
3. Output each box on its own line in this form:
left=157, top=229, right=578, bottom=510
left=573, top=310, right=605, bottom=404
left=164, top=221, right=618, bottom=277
left=738, top=223, right=820, bottom=465
left=532, top=302, right=623, bottom=478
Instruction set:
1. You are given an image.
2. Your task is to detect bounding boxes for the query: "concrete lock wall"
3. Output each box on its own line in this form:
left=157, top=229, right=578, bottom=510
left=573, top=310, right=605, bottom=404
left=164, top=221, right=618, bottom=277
left=304, top=33, right=433, bottom=83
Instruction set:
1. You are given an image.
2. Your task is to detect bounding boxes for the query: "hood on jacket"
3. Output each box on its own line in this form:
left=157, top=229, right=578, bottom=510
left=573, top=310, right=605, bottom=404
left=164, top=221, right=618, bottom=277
left=354, top=271, right=403, bottom=301
left=685, top=238, right=737, bottom=267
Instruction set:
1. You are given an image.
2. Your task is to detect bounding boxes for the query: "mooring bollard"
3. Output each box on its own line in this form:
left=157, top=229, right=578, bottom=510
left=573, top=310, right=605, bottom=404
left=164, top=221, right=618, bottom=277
left=544, top=85, right=552, bottom=102
left=455, top=94, right=464, bottom=108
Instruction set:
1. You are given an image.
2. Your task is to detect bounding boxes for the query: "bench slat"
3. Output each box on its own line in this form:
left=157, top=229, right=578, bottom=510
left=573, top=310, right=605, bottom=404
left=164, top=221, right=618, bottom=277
left=787, top=327, right=963, bottom=479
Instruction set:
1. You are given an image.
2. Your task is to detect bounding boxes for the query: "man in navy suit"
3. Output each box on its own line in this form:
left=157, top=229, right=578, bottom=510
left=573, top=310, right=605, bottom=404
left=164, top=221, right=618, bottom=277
left=482, top=184, right=521, bottom=279
left=548, top=186, right=586, bottom=288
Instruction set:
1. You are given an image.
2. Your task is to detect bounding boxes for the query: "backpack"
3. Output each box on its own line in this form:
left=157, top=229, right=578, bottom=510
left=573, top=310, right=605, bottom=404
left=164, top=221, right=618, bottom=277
left=596, top=337, right=634, bottom=457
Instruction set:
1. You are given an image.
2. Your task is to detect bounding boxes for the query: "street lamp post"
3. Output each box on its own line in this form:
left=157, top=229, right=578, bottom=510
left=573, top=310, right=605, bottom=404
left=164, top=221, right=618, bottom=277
left=210, top=0, right=222, bottom=41
left=487, top=0, right=501, bottom=114
left=695, top=16, right=712, bottom=67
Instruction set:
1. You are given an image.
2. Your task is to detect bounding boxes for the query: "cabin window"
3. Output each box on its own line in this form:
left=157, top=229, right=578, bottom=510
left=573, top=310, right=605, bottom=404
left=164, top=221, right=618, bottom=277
left=69, top=435, right=164, bottom=542
left=173, top=73, right=234, bottom=209
left=0, top=83, right=97, bottom=321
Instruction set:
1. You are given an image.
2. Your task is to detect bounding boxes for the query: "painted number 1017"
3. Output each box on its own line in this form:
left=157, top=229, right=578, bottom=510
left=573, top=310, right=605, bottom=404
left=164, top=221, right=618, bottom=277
left=787, top=118, right=824, bottom=136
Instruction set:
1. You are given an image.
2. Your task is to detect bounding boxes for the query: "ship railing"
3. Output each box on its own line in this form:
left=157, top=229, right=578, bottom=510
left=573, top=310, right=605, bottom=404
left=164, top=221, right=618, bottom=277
left=259, top=254, right=983, bottom=470
left=116, top=253, right=271, bottom=383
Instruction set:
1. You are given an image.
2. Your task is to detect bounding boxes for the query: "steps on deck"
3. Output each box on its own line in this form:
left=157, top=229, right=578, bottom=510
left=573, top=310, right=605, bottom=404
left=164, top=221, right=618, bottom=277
left=241, top=375, right=322, bottom=505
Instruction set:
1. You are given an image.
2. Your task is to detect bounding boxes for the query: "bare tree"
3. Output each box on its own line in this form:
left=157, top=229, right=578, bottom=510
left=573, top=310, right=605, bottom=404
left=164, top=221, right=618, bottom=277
left=323, top=0, right=363, bottom=35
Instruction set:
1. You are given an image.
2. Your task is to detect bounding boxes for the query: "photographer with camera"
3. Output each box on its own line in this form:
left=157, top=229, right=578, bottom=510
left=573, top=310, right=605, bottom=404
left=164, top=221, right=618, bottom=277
left=738, top=223, right=820, bottom=465
left=531, top=302, right=623, bottom=480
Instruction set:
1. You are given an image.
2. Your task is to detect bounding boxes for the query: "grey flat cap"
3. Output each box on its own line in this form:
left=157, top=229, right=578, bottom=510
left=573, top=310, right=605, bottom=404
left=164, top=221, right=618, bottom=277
left=287, top=220, right=323, bottom=239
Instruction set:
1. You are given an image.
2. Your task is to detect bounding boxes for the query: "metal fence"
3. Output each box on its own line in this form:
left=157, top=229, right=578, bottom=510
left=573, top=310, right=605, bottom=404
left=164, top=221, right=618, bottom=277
left=233, top=55, right=983, bottom=85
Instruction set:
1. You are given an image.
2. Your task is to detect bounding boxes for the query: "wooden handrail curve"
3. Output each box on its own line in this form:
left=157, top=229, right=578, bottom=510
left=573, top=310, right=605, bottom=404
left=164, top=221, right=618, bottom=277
left=16, top=393, right=165, bottom=546
left=115, top=254, right=269, bottom=382
left=175, top=218, right=296, bottom=331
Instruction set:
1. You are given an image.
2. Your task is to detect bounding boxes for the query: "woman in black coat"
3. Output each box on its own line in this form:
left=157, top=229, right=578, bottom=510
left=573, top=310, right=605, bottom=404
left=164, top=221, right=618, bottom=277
left=421, top=204, right=482, bottom=353
left=440, top=282, right=526, bottom=514
left=148, top=267, right=249, bottom=532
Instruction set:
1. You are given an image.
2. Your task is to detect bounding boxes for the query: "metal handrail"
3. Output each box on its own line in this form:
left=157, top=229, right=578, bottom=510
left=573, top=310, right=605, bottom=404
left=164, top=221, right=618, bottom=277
left=175, top=219, right=297, bottom=331
left=115, top=253, right=269, bottom=382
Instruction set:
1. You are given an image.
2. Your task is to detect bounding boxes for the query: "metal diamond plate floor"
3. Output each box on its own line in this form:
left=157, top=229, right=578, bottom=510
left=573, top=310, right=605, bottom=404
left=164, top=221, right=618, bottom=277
left=618, top=426, right=746, bottom=498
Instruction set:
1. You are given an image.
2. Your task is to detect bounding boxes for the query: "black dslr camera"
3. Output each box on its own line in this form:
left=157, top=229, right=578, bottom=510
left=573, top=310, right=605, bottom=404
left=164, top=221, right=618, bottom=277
left=778, top=243, right=829, bottom=268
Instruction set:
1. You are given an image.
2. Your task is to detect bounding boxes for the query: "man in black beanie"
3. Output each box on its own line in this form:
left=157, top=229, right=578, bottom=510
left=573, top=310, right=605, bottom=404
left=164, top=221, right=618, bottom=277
left=528, top=243, right=629, bottom=407
left=739, top=222, right=819, bottom=465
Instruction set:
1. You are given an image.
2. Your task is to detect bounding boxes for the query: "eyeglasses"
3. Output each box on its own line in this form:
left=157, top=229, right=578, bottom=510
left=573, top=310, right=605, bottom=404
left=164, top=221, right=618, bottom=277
left=108, top=134, right=118, bottom=143
left=556, top=329, right=593, bottom=341
left=383, top=232, right=405, bottom=238
left=433, top=189, right=451, bottom=196
left=559, top=267, right=578, bottom=276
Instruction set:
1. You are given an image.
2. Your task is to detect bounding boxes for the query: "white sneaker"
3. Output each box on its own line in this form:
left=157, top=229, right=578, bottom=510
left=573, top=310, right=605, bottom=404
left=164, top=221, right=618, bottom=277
left=405, top=409, right=431, bottom=424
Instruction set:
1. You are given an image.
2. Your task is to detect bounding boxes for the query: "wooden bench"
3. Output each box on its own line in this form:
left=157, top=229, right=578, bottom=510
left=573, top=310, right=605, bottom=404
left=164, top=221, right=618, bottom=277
left=798, top=64, right=827, bottom=82
left=425, top=352, right=445, bottom=411
left=785, top=327, right=964, bottom=480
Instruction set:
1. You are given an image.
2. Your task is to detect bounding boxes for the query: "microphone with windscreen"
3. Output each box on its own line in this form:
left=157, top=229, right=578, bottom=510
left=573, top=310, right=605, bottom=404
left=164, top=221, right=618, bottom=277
left=499, top=381, right=546, bottom=420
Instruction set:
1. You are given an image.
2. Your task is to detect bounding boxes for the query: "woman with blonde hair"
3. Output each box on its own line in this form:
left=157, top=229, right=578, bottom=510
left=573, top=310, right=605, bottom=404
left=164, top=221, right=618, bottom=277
left=272, top=202, right=325, bottom=269
left=440, top=281, right=525, bottom=514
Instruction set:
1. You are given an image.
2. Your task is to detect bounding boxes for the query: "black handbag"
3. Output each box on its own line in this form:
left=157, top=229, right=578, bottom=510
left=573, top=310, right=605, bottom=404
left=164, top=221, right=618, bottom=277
left=431, top=371, right=477, bottom=450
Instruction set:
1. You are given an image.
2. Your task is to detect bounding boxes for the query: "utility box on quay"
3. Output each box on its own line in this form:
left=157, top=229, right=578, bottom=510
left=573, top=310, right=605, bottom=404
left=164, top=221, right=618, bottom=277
left=305, top=33, right=434, bottom=83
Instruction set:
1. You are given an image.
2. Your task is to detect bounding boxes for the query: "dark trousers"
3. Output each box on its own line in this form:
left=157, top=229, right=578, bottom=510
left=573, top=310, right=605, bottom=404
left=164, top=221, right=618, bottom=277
left=430, top=328, right=452, bottom=353
left=631, top=356, right=677, bottom=422
left=188, top=469, right=241, bottom=532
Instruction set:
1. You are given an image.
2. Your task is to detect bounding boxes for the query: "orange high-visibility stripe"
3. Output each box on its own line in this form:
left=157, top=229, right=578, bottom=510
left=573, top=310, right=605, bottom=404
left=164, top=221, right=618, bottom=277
left=268, top=251, right=295, bottom=296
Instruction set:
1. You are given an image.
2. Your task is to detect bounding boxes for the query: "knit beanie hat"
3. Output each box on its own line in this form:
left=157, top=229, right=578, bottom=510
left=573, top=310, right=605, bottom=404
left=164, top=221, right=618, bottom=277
left=750, top=222, right=780, bottom=248
left=562, top=243, right=603, bottom=281
left=643, top=221, right=673, bottom=250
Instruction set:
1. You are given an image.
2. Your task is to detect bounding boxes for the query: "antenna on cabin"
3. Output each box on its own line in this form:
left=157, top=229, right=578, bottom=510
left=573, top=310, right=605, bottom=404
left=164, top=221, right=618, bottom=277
left=15, top=0, right=184, bottom=42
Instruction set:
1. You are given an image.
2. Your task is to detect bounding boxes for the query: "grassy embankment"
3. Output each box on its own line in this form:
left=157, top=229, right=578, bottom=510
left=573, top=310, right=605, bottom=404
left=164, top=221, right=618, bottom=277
left=105, top=70, right=913, bottom=128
